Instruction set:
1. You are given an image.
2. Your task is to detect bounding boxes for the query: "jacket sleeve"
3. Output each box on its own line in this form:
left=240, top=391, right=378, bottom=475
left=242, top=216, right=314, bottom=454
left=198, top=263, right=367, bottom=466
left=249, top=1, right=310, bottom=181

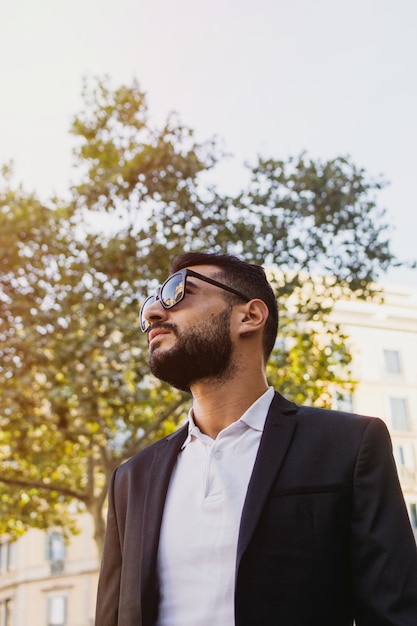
left=95, top=469, right=122, bottom=626
left=351, top=417, right=417, bottom=625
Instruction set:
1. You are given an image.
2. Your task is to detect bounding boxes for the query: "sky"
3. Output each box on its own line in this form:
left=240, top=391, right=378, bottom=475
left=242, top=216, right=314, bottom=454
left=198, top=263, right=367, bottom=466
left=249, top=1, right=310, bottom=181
left=0, top=0, right=416, bottom=285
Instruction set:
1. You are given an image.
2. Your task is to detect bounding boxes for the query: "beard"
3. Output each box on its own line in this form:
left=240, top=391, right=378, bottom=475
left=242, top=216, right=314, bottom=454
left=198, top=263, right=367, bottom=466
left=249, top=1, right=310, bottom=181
left=148, top=307, right=235, bottom=392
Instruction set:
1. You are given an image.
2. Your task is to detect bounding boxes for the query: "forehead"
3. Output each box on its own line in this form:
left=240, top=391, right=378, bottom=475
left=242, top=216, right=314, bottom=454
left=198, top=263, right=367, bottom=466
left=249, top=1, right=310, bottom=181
left=184, top=264, right=222, bottom=279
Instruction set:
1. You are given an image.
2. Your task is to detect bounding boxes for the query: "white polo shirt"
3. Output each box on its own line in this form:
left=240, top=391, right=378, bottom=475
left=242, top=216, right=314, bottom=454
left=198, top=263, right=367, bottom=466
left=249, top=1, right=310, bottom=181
left=155, top=387, right=274, bottom=626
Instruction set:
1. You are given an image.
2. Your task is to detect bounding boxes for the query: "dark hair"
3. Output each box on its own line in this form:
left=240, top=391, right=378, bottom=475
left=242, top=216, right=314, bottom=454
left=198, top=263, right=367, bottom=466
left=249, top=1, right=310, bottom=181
left=170, top=252, right=278, bottom=361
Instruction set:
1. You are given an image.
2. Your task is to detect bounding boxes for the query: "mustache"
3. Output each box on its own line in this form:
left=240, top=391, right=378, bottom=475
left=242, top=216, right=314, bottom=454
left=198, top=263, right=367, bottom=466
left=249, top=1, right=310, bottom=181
left=147, top=322, right=178, bottom=342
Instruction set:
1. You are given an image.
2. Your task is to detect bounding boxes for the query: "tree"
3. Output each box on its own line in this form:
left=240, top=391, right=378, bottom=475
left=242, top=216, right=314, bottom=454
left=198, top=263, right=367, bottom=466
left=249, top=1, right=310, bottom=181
left=236, top=154, right=397, bottom=294
left=0, top=77, right=406, bottom=556
left=0, top=166, right=81, bottom=537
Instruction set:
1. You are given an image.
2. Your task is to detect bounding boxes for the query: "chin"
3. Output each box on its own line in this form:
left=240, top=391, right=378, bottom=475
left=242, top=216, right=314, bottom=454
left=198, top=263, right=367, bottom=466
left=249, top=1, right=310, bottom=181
left=149, top=339, right=170, bottom=355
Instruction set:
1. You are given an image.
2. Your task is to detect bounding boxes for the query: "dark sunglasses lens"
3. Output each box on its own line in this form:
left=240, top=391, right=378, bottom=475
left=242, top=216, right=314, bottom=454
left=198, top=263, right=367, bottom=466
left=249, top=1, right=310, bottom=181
left=160, top=274, right=185, bottom=308
left=140, top=296, right=155, bottom=331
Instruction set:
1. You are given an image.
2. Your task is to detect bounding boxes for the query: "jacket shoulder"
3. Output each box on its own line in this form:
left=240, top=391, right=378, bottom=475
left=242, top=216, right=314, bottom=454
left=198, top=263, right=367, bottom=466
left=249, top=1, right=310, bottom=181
left=115, top=422, right=188, bottom=477
left=271, top=391, right=389, bottom=441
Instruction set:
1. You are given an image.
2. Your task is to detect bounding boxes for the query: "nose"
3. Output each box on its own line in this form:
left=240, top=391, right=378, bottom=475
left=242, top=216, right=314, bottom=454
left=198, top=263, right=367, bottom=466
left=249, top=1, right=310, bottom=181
left=142, top=296, right=168, bottom=331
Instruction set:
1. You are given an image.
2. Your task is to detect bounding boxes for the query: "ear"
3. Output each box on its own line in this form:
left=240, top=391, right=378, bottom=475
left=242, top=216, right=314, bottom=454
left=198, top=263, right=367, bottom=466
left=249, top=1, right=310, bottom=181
left=237, top=299, right=269, bottom=338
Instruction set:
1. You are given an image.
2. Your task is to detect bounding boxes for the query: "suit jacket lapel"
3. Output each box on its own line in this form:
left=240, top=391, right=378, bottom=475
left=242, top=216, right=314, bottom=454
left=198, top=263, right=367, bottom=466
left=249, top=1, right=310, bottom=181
left=236, top=392, right=298, bottom=566
left=140, top=424, right=188, bottom=615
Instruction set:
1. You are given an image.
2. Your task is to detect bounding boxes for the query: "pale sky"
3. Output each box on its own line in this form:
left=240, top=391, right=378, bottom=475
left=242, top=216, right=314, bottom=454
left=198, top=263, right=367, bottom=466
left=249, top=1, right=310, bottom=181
left=1, top=0, right=416, bottom=285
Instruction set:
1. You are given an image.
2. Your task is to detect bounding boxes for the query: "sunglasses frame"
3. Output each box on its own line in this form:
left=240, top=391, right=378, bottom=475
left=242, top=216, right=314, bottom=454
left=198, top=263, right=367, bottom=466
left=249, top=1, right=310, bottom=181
left=140, top=268, right=251, bottom=332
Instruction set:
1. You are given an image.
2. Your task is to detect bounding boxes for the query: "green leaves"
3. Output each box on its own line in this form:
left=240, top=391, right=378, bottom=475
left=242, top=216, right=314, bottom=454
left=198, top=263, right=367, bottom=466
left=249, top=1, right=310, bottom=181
left=237, top=154, right=394, bottom=295
left=0, top=76, right=407, bottom=553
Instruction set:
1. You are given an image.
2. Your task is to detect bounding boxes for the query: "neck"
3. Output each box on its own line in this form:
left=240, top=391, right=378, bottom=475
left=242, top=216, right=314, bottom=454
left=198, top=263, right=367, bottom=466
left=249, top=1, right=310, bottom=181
left=190, top=369, right=269, bottom=439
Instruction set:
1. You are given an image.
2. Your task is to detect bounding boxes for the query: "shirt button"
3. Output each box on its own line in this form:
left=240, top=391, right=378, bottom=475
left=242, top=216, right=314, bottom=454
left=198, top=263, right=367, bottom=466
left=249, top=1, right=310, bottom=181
left=214, top=450, right=223, bottom=460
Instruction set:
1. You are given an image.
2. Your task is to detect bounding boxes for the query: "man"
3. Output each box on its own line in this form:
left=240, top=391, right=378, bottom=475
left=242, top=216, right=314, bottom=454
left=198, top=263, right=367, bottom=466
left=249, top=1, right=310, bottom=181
left=95, top=252, right=417, bottom=626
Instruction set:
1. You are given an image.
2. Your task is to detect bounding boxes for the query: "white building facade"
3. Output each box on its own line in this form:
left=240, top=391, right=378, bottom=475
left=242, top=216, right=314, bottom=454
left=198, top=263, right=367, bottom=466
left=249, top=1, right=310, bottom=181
left=0, top=515, right=98, bottom=626
left=331, top=283, right=417, bottom=539
left=1, top=282, right=417, bottom=625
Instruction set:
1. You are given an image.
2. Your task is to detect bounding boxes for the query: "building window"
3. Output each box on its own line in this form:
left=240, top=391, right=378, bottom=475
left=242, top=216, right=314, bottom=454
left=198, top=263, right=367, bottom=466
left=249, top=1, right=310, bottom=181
left=0, top=541, right=14, bottom=573
left=0, top=599, right=12, bottom=626
left=410, top=503, right=417, bottom=532
left=383, top=349, right=402, bottom=374
left=393, top=443, right=416, bottom=482
left=47, top=595, right=66, bottom=626
left=390, top=397, right=410, bottom=431
left=45, top=532, right=66, bottom=575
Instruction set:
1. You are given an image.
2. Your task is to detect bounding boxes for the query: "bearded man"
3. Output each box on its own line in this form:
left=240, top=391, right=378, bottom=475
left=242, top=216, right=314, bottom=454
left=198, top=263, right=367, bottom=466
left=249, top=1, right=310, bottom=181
left=95, top=252, right=417, bottom=626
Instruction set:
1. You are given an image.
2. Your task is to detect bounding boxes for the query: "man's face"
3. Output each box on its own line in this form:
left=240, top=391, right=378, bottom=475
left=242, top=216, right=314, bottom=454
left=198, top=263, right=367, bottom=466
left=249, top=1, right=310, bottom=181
left=145, top=265, right=237, bottom=392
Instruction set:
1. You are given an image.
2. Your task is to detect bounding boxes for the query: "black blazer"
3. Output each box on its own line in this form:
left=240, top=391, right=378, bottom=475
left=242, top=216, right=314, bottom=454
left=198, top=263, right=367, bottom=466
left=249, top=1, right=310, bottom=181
left=95, top=392, right=417, bottom=625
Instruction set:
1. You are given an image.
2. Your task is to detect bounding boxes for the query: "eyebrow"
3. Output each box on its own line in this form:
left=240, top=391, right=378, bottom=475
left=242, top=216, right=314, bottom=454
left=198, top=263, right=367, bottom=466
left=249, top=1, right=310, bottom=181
left=185, top=279, right=200, bottom=290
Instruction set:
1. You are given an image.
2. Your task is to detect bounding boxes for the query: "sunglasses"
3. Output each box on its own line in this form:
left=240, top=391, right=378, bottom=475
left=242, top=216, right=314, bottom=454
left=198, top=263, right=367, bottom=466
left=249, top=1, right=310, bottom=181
left=139, top=268, right=251, bottom=332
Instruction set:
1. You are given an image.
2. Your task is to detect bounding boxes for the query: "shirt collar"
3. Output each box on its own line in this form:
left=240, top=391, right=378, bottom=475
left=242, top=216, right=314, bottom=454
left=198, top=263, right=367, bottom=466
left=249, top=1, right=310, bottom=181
left=239, top=385, right=275, bottom=431
left=182, top=386, right=275, bottom=448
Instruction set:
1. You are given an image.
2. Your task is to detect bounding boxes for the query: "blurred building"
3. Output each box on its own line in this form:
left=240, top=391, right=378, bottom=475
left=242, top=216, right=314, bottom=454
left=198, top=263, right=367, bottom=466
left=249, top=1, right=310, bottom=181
left=1, top=282, right=417, bottom=625
left=330, top=282, right=417, bottom=539
left=0, top=514, right=98, bottom=626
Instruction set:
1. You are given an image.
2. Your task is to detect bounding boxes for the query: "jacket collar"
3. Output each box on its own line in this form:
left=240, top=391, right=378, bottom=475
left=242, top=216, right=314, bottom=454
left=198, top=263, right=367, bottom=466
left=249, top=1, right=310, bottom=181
left=236, top=392, right=298, bottom=566
left=139, top=424, right=188, bottom=619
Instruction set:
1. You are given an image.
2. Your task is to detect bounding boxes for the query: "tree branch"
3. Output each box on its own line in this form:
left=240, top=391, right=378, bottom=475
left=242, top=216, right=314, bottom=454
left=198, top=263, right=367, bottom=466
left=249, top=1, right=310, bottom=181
left=0, top=476, right=88, bottom=503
